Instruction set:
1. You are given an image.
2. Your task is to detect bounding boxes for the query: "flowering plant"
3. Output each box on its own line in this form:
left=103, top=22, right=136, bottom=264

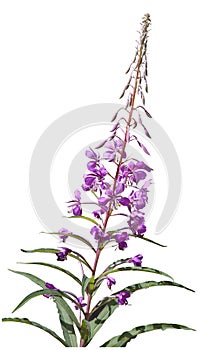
left=2, top=14, right=195, bottom=347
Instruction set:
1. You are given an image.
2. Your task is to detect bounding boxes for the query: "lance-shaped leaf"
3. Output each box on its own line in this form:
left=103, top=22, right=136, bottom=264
left=8, top=269, right=46, bottom=288
left=43, top=231, right=96, bottom=252
left=100, top=323, right=195, bottom=347
left=18, top=262, right=82, bottom=286
left=84, top=299, right=118, bottom=346
left=8, top=269, right=81, bottom=330
left=82, top=274, right=91, bottom=298
left=2, top=317, right=67, bottom=346
left=66, top=215, right=100, bottom=227
left=21, top=248, right=92, bottom=271
left=104, top=258, right=132, bottom=271
left=88, top=280, right=194, bottom=344
left=98, top=266, right=174, bottom=281
left=55, top=297, right=78, bottom=347
left=129, top=234, right=167, bottom=247
left=12, top=289, right=80, bottom=329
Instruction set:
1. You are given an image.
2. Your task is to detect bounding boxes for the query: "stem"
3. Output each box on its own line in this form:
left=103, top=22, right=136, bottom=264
left=103, top=34, right=145, bottom=230
left=80, top=249, right=101, bottom=347
left=79, top=15, right=150, bottom=347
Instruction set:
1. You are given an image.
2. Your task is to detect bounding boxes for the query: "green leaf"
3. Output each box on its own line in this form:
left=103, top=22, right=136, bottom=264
left=21, top=248, right=92, bottom=271
left=43, top=232, right=96, bottom=252
left=134, top=235, right=167, bottom=247
left=88, top=280, right=194, bottom=343
left=8, top=269, right=46, bottom=288
left=12, top=289, right=80, bottom=329
left=18, top=262, right=82, bottom=285
left=117, top=280, right=195, bottom=294
left=8, top=269, right=81, bottom=336
left=2, top=317, right=67, bottom=346
left=100, top=323, right=196, bottom=347
left=55, top=297, right=78, bottom=347
left=82, top=274, right=91, bottom=298
left=70, top=234, right=96, bottom=252
left=104, top=257, right=138, bottom=271
left=99, top=266, right=174, bottom=281
left=67, top=215, right=100, bottom=227
left=86, top=299, right=118, bottom=346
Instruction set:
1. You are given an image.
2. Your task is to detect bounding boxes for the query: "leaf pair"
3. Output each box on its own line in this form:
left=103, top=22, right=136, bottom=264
left=4, top=269, right=79, bottom=347
left=82, top=279, right=194, bottom=346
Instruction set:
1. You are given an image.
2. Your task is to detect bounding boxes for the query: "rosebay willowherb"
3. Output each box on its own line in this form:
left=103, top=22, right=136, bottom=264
left=2, top=13, right=195, bottom=348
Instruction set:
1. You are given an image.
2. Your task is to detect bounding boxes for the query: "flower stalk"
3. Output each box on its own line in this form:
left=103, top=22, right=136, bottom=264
left=79, top=13, right=151, bottom=347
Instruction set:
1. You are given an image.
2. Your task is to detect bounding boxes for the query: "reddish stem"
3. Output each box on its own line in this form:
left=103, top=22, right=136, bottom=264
left=79, top=18, right=148, bottom=347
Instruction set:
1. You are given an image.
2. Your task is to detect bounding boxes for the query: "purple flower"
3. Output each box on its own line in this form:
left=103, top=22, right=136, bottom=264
left=67, top=189, right=82, bottom=215
left=119, top=161, right=147, bottom=184
left=131, top=180, right=152, bottom=210
left=115, top=291, right=131, bottom=305
left=132, top=190, right=148, bottom=210
left=114, top=231, right=129, bottom=250
left=98, top=183, right=125, bottom=210
left=58, top=227, right=72, bottom=242
left=82, top=166, right=108, bottom=192
left=85, top=148, right=100, bottom=161
left=103, top=139, right=126, bottom=162
left=106, top=276, right=116, bottom=289
left=45, top=282, right=58, bottom=290
left=93, top=208, right=105, bottom=219
left=127, top=210, right=146, bottom=235
left=74, top=189, right=81, bottom=201
left=74, top=296, right=87, bottom=310
left=98, top=196, right=110, bottom=207
left=73, top=204, right=82, bottom=216
left=44, top=282, right=59, bottom=298
left=119, top=241, right=128, bottom=250
left=90, top=226, right=111, bottom=244
left=87, top=160, right=98, bottom=172
left=115, top=181, right=125, bottom=195
left=56, top=247, right=71, bottom=261
left=118, top=197, right=130, bottom=209
left=128, top=254, right=143, bottom=267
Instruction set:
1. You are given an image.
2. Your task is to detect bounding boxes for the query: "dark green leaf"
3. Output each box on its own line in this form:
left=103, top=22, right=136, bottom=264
left=88, top=280, right=194, bottom=343
left=18, top=262, right=82, bottom=285
left=104, top=258, right=133, bottom=271
left=115, top=280, right=195, bottom=294
left=21, top=248, right=92, bottom=271
left=86, top=299, right=118, bottom=345
left=55, top=297, right=78, bottom=346
left=43, top=232, right=96, bottom=252
left=132, top=235, right=167, bottom=247
left=100, top=323, right=195, bottom=347
left=82, top=275, right=91, bottom=298
left=12, top=289, right=80, bottom=328
left=8, top=269, right=46, bottom=288
left=66, top=215, right=100, bottom=227
left=8, top=269, right=81, bottom=329
left=99, top=266, right=174, bottom=281
left=2, top=317, right=67, bottom=346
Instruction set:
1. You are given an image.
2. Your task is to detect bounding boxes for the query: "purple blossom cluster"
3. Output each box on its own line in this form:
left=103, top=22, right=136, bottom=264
left=60, top=120, right=152, bottom=310
left=65, top=131, right=152, bottom=253
left=82, top=149, right=110, bottom=192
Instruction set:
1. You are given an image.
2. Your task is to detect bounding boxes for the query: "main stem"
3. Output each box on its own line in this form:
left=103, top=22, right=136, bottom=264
left=80, top=19, right=149, bottom=347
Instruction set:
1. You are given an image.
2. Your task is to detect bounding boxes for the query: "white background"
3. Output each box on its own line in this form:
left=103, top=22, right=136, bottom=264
left=0, top=0, right=210, bottom=349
